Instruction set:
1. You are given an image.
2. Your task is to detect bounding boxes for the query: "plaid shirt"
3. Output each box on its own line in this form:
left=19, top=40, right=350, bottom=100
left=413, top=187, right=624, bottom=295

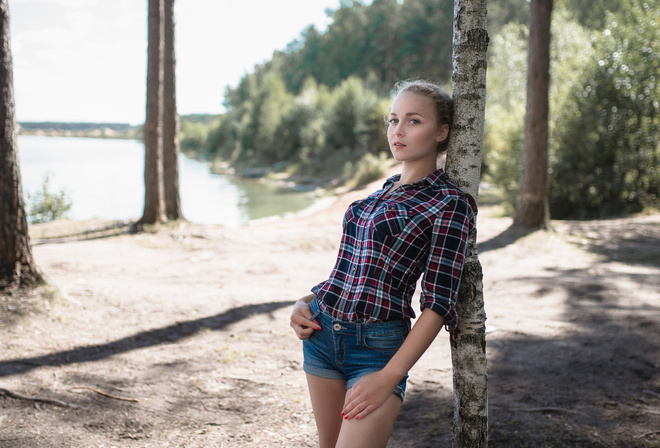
left=312, top=169, right=474, bottom=330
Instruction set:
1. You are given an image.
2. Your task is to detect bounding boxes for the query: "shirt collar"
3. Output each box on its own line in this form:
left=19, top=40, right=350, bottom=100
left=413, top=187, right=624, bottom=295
left=383, top=168, right=447, bottom=190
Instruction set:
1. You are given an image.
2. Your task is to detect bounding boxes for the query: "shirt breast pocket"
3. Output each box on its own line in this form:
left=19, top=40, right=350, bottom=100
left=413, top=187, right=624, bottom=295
left=343, top=200, right=363, bottom=228
left=372, top=204, right=410, bottom=242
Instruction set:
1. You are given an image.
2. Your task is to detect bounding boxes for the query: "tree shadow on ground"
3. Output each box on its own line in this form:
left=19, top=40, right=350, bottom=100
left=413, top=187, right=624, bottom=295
left=390, top=382, right=454, bottom=447
left=390, top=260, right=660, bottom=448
left=560, top=216, right=660, bottom=266
left=31, top=220, right=132, bottom=246
left=0, top=300, right=294, bottom=378
left=478, top=224, right=534, bottom=253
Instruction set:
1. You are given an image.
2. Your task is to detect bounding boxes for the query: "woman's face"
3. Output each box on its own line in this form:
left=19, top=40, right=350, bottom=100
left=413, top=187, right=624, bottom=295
left=387, top=92, right=449, bottom=165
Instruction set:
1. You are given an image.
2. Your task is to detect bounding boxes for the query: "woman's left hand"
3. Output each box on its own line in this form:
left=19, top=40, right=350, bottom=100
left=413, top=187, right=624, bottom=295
left=341, top=370, right=400, bottom=420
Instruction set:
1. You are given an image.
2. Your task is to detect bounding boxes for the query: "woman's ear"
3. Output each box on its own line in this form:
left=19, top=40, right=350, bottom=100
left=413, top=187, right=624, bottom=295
left=436, top=124, right=450, bottom=142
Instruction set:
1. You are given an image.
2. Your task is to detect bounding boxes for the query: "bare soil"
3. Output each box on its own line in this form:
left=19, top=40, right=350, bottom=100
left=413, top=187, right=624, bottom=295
left=1, top=175, right=659, bottom=448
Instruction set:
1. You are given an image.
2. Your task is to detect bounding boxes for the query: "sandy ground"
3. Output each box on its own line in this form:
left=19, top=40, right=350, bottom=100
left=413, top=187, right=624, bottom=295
left=1, top=174, right=659, bottom=448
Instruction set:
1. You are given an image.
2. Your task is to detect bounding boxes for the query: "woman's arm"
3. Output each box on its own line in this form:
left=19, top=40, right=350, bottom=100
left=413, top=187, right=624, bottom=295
left=341, top=307, right=445, bottom=420
left=290, top=293, right=321, bottom=340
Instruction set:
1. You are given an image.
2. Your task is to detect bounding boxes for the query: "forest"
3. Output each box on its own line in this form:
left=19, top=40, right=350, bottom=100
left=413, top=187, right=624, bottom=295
left=181, top=0, right=658, bottom=219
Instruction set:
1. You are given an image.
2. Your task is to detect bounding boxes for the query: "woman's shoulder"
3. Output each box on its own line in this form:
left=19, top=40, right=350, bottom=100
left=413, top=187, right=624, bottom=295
left=428, top=171, right=475, bottom=210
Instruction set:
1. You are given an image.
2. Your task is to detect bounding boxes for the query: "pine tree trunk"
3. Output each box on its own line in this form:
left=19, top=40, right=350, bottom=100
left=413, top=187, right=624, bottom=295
left=0, top=0, right=42, bottom=289
left=138, top=0, right=165, bottom=227
left=513, top=0, right=553, bottom=229
left=162, top=0, right=182, bottom=220
left=444, top=0, right=489, bottom=446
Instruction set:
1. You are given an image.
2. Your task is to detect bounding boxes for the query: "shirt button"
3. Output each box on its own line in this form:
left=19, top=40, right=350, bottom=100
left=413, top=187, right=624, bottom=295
left=333, top=323, right=342, bottom=331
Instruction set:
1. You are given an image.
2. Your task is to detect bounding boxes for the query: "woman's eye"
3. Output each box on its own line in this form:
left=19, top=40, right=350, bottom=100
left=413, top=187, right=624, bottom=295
left=410, top=119, right=420, bottom=124
left=388, top=119, right=398, bottom=125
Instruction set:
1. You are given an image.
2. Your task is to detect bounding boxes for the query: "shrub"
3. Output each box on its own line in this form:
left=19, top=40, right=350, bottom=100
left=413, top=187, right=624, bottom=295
left=26, top=174, right=72, bottom=224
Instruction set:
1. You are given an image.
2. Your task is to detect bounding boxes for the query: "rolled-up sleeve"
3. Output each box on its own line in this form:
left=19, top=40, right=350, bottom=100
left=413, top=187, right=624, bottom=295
left=419, top=197, right=473, bottom=331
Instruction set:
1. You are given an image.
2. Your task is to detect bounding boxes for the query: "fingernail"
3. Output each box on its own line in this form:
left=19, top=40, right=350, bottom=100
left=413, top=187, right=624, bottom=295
left=356, top=416, right=360, bottom=420
left=341, top=412, right=345, bottom=416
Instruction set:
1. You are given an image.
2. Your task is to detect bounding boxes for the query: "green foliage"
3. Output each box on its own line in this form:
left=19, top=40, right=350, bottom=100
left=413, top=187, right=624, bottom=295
left=483, top=21, right=529, bottom=213
left=180, top=118, right=210, bottom=152
left=556, top=0, right=627, bottom=29
left=343, top=152, right=390, bottom=190
left=233, top=0, right=455, bottom=98
left=484, top=9, right=593, bottom=214
left=485, top=0, right=529, bottom=35
left=482, top=4, right=660, bottom=219
left=205, top=75, right=392, bottom=185
left=550, top=1, right=659, bottom=218
left=27, top=174, right=72, bottom=224
left=324, top=77, right=388, bottom=153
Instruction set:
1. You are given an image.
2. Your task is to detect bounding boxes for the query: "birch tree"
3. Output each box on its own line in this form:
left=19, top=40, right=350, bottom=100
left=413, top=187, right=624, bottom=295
left=0, top=0, right=42, bottom=290
left=444, top=0, right=489, bottom=445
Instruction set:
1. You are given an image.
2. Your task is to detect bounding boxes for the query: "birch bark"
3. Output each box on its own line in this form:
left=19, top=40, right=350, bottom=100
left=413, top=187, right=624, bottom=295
left=444, top=0, right=489, bottom=445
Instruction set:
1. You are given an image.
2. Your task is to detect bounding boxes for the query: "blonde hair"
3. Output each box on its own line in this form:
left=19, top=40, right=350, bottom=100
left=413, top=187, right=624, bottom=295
left=391, top=80, right=453, bottom=154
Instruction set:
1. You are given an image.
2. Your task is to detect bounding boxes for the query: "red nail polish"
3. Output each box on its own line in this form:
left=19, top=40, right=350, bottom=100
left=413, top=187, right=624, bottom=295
left=341, top=412, right=345, bottom=416
left=356, top=416, right=360, bottom=420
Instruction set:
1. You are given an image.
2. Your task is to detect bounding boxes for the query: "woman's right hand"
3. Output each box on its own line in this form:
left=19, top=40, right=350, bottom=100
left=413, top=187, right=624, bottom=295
left=290, top=297, right=321, bottom=340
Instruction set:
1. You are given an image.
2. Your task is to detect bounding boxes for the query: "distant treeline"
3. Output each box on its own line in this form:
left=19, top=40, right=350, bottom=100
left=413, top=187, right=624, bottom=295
left=17, top=114, right=217, bottom=140
left=19, top=122, right=136, bottom=132
left=18, top=121, right=143, bottom=139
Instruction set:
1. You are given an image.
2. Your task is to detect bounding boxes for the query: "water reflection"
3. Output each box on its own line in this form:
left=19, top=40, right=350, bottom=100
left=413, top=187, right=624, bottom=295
left=18, top=135, right=315, bottom=226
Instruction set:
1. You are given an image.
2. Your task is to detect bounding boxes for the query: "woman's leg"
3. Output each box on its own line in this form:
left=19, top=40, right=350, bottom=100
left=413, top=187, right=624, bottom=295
left=306, top=373, right=347, bottom=448
left=335, top=390, right=402, bottom=448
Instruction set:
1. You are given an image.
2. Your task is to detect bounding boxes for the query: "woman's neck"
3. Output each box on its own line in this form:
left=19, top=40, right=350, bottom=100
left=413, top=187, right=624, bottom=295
left=398, top=159, right=438, bottom=185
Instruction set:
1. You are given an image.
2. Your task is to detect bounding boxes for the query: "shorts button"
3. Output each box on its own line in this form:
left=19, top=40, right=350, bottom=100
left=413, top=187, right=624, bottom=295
left=333, top=323, right=342, bottom=331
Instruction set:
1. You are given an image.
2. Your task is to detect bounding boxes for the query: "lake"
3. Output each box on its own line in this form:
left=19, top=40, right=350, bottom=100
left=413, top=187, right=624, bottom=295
left=17, top=135, right=316, bottom=226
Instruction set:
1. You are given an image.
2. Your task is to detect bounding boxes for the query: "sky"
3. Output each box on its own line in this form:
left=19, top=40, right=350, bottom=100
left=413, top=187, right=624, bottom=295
left=8, top=0, right=345, bottom=125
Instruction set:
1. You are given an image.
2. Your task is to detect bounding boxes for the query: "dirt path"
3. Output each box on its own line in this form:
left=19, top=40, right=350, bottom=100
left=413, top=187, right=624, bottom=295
left=1, top=179, right=659, bottom=447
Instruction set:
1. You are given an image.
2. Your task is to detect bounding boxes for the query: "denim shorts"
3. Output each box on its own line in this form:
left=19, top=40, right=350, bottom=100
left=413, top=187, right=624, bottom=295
left=302, top=297, right=411, bottom=401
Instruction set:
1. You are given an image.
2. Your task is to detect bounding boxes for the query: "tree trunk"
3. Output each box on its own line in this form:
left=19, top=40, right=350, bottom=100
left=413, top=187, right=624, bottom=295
left=138, top=0, right=165, bottom=227
left=513, top=0, right=553, bottom=229
left=0, top=0, right=42, bottom=289
left=162, top=0, right=182, bottom=220
left=444, top=0, right=489, bottom=446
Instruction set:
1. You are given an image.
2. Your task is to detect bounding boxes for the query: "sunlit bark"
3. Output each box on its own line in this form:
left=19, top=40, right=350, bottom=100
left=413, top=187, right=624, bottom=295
left=444, top=0, right=489, bottom=445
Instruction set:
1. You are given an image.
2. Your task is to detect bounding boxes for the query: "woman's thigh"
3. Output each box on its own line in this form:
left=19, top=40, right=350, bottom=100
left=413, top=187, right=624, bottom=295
left=306, top=374, right=346, bottom=448
left=336, top=390, right=402, bottom=448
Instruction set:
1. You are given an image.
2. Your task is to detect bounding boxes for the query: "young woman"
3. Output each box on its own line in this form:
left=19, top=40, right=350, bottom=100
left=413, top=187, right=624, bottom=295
left=290, top=80, right=474, bottom=448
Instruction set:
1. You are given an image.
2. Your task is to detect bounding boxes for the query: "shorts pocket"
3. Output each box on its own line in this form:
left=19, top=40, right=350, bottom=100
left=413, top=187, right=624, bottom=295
left=362, top=333, right=407, bottom=351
